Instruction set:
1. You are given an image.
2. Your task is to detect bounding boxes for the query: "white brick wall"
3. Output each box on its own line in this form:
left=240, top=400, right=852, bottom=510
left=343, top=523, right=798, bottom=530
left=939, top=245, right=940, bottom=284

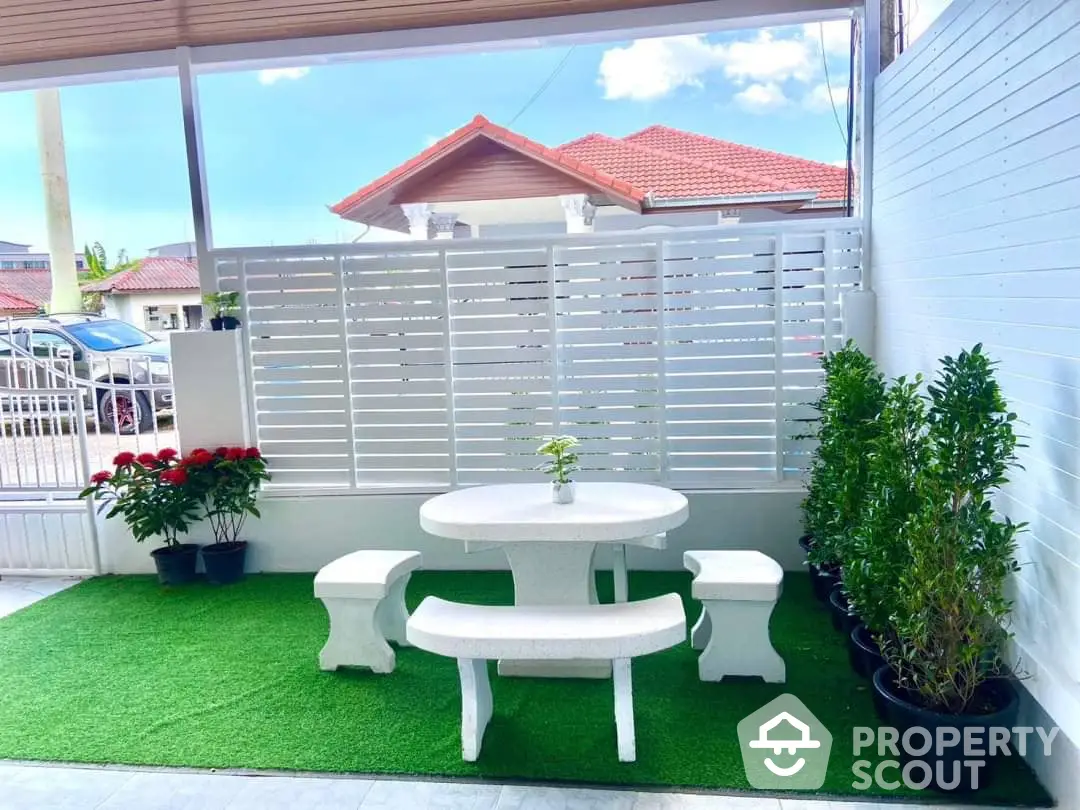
left=872, top=0, right=1080, bottom=803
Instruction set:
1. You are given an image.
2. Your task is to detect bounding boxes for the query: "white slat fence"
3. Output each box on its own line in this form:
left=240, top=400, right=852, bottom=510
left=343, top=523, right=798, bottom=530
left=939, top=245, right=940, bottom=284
left=215, top=219, right=861, bottom=493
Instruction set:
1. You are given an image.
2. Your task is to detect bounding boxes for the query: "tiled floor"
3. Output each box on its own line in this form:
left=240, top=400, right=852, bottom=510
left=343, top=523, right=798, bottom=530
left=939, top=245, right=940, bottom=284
left=0, top=762, right=970, bottom=810
left=0, top=575, right=81, bottom=619
left=0, top=578, right=989, bottom=809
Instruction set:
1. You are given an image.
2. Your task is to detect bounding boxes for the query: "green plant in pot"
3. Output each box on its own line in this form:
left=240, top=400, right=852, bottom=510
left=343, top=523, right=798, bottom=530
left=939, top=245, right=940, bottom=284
left=873, top=345, right=1023, bottom=792
left=844, top=375, right=931, bottom=681
left=204, top=291, right=241, bottom=331
left=538, top=435, right=579, bottom=504
left=80, top=449, right=202, bottom=585
left=802, top=341, right=885, bottom=602
left=184, top=445, right=271, bottom=584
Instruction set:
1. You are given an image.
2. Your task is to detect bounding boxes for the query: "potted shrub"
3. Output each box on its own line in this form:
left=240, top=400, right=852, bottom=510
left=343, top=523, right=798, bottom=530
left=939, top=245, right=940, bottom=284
left=204, top=291, right=241, bottom=331
left=873, top=345, right=1023, bottom=791
left=80, top=448, right=203, bottom=585
left=538, top=435, right=579, bottom=504
left=844, top=375, right=930, bottom=680
left=186, top=446, right=270, bottom=585
left=803, top=342, right=885, bottom=601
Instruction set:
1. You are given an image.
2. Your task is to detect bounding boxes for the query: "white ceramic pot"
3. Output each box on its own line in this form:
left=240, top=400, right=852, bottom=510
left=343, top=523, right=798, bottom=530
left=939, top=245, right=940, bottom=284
left=552, top=481, right=575, bottom=504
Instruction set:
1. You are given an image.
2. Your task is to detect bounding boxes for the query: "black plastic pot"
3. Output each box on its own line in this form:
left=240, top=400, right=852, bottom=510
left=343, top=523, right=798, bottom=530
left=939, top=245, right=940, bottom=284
left=828, top=586, right=860, bottom=635
left=201, top=541, right=248, bottom=585
left=798, top=533, right=814, bottom=554
left=150, top=543, right=200, bottom=585
left=848, top=622, right=886, bottom=679
left=810, top=563, right=841, bottom=601
left=210, top=316, right=241, bottom=332
left=872, top=666, right=1020, bottom=793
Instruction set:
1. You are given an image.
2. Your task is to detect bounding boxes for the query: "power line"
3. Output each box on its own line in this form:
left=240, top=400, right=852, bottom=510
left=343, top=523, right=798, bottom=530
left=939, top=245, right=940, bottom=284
left=819, top=22, right=849, bottom=151
left=507, top=46, right=576, bottom=127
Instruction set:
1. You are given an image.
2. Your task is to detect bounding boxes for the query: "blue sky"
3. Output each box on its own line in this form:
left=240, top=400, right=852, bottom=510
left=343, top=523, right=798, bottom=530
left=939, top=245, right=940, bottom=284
left=0, top=8, right=946, bottom=255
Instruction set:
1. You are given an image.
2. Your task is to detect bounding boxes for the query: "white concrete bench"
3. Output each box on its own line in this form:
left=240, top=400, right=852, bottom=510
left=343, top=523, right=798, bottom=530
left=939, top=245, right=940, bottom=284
left=683, top=550, right=785, bottom=683
left=406, top=593, right=686, bottom=762
left=314, top=550, right=421, bottom=673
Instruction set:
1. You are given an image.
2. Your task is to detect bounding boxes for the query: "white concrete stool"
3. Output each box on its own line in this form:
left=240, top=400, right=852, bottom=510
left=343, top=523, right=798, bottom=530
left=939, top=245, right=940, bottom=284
left=314, top=550, right=421, bottom=673
left=406, top=593, right=685, bottom=763
left=683, top=550, right=785, bottom=683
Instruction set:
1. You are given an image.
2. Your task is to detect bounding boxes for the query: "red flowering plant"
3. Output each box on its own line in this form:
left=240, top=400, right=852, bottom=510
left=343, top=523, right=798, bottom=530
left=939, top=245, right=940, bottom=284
left=79, top=448, right=202, bottom=547
left=181, top=446, right=270, bottom=548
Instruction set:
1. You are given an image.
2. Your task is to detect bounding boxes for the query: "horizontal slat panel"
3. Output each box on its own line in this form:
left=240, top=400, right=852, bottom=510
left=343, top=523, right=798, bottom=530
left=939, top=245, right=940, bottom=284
left=233, top=222, right=858, bottom=491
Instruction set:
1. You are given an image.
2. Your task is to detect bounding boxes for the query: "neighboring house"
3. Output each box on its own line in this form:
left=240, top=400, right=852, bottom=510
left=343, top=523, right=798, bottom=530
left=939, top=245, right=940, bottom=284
left=331, top=116, right=849, bottom=238
left=83, top=257, right=202, bottom=334
left=0, top=292, right=39, bottom=317
left=0, top=268, right=53, bottom=315
left=148, top=241, right=196, bottom=259
left=0, top=239, right=86, bottom=270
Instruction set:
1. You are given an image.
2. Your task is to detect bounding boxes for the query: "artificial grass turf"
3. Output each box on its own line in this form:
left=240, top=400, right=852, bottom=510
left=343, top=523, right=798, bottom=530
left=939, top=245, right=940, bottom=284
left=0, top=571, right=1051, bottom=804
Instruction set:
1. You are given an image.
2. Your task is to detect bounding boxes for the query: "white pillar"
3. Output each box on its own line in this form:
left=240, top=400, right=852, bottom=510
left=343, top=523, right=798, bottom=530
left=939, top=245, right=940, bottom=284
left=35, top=89, right=81, bottom=314
left=170, top=330, right=251, bottom=452
left=401, top=203, right=432, bottom=240
left=560, top=194, right=596, bottom=234
left=431, top=212, right=458, bottom=240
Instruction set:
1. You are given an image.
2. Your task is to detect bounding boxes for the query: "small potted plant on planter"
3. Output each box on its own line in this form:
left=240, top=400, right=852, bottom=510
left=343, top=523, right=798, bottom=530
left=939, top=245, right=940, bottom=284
left=187, top=446, right=270, bottom=585
left=80, top=448, right=202, bottom=585
left=204, top=291, right=241, bottom=331
left=538, top=435, right=579, bottom=504
left=873, top=345, right=1023, bottom=792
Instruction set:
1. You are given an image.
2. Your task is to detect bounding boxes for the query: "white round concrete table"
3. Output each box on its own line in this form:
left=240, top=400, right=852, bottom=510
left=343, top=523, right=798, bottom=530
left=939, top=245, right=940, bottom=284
left=419, top=482, right=689, bottom=678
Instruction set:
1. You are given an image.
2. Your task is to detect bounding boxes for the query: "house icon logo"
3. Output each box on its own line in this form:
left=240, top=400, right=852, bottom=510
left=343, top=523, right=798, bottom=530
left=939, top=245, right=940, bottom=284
left=738, top=695, right=833, bottom=789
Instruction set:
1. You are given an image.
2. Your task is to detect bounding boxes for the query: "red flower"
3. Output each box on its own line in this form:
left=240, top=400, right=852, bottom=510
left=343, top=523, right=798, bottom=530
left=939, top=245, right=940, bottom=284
left=190, top=448, right=208, bottom=456
left=214, top=446, right=230, bottom=457
left=136, top=452, right=159, bottom=467
left=90, top=470, right=112, bottom=485
left=157, top=448, right=179, bottom=462
left=161, top=468, right=189, bottom=486
left=113, top=451, right=136, bottom=467
left=226, top=447, right=246, bottom=461
left=244, top=447, right=262, bottom=459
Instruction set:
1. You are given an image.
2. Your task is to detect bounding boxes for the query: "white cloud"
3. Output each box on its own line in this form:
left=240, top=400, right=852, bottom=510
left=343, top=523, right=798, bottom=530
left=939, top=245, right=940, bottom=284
left=598, top=35, right=722, bottom=101
left=802, top=19, right=852, bottom=57
left=597, top=25, right=849, bottom=104
left=720, top=31, right=815, bottom=85
left=735, top=82, right=789, bottom=113
left=804, top=82, right=848, bottom=112
left=257, top=67, right=311, bottom=85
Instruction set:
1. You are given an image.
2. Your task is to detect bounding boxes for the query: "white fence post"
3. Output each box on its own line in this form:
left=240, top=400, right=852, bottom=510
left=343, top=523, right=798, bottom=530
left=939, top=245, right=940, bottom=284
left=170, top=330, right=250, bottom=452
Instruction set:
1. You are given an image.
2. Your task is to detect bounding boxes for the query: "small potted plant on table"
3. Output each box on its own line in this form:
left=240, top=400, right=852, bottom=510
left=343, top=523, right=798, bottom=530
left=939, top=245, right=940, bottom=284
left=187, top=446, right=270, bottom=585
left=81, top=448, right=202, bottom=585
left=204, top=291, right=241, bottom=331
left=538, top=435, right=579, bottom=504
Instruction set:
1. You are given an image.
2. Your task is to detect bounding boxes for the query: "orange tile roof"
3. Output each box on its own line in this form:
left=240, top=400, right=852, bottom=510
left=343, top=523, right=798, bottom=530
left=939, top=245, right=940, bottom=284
left=0, top=269, right=54, bottom=308
left=82, top=257, right=199, bottom=294
left=0, top=291, right=38, bottom=313
left=330, top=116, right=848, bottom=226
left=623, top=125, right=848, bottom=201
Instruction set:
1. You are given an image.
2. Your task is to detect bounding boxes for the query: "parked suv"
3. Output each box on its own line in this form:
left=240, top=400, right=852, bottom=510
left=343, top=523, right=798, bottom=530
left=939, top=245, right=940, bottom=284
left=0, top=313, right=172, bottom=433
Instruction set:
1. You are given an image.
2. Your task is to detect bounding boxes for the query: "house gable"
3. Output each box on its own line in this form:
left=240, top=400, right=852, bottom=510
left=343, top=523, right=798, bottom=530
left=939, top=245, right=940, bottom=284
left=397, top=140, right=599, bottom=205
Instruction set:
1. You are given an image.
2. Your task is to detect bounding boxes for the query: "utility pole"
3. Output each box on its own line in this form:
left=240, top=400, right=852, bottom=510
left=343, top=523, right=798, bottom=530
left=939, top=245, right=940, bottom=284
left=35, top=88, right=82, bottom=313
left=880, top=0, right=897, bottom=71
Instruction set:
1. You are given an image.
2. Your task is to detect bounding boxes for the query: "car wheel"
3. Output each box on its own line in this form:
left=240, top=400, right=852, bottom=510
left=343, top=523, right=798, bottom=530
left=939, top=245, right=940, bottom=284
left=97, top=389, right=153, bottom=434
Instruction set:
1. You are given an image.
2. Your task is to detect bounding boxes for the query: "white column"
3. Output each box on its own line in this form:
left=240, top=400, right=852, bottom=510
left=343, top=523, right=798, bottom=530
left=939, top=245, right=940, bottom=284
left=170, top=330, right=251, bottom=452
left=35, top=89, right=81, bottom=313
left=401, top=203, right=432, bottom=240
left=431, top=212, right=458, bottom=240
left=560, top=194, right=596, bottom=234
